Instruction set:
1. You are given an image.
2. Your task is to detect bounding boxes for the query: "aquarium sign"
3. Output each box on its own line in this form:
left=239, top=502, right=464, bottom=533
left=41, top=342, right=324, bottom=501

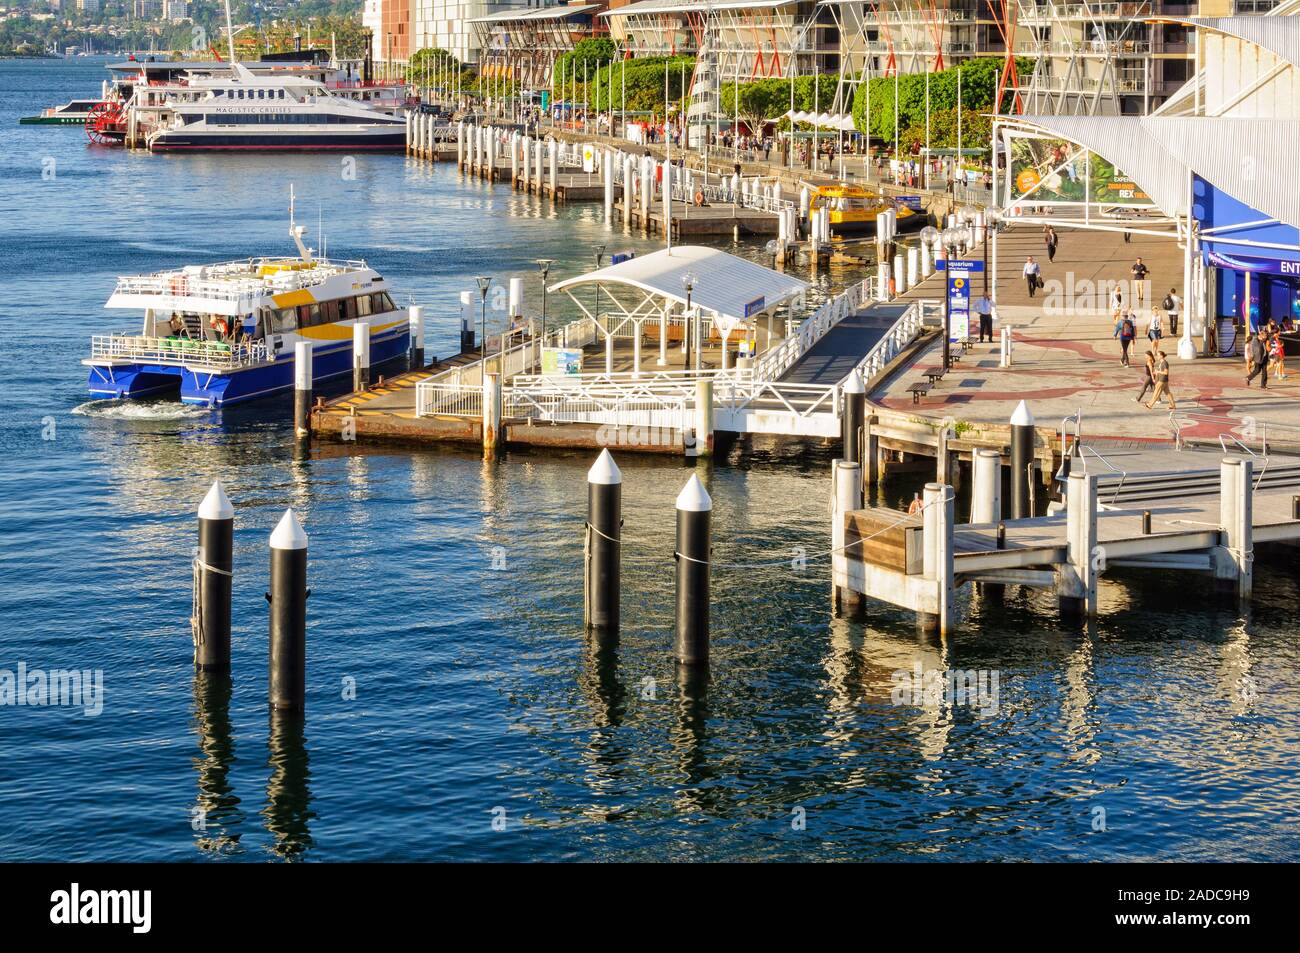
left=947, top=272, right=972, bottom=342
left=743, top=296, right=766, bottom=318
left=894, top=196, right=924, bottom=212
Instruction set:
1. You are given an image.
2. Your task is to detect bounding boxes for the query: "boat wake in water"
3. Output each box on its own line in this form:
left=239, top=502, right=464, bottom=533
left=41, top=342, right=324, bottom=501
left=71, top=399, right=211, bottom=420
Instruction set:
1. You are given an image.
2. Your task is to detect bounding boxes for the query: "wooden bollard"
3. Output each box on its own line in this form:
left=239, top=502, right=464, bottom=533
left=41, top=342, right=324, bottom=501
left=1010, top=400, right=1034, bottom=519
left=584, top=449, right=622, bottom=635
left=690, top=377, right=714, bottom=458
left=831, top=460, right=864, bottom=617
left=353, top=321, right=370, bottom=393
left=194, top=479, right=233, bottom=673
left=482, top=371, right=502, bottom=456
left=1060, top=471, right=1099, bottom=618
left=674, top=474, right=712, bottom=666
left=267, top=509, right=308, bottom=712
left=293, top=341, right=312, bottom=442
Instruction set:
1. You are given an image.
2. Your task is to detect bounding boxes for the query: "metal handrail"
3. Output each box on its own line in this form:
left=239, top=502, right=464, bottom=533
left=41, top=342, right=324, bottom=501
left=89, top=334, right=268, bottom=369
left=1079, top=445, right=1128, bottom=505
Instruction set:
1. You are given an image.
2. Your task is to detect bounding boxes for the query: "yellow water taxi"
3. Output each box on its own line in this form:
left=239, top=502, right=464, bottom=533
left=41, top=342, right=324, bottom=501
left=807, top=184, right=925, bottom=236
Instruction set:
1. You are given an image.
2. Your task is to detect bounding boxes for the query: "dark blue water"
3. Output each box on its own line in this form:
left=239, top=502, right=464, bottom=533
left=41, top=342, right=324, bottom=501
left=2, top=58, right=1298, bottom=862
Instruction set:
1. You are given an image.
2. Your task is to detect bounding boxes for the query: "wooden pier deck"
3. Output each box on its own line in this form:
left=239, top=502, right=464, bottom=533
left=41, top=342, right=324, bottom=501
left=309, top=343, right=695, bottom=454
left=835, top=445, right=1300, bottom=633
left=618, top=200, right=780, bottom=237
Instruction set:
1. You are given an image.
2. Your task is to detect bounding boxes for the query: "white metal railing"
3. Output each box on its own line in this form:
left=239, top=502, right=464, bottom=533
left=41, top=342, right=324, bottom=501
left=111, top=260, right=369, bottom=304
left=754, top=277, right=872, bottom=381
left=89, top=334, right=268, bottom=368
left=111, top=274, right=268, bottom=302
left=415, top=382, right=483, bottom=418
left=510, top=366, right=750, bottom=391
left=843, top=299, right=938, bottom=395
left=505, top=389, right=690, bottom=432
left=414, top=337, right=541, bottom=418
left=714, top=379, right=838, bottom=420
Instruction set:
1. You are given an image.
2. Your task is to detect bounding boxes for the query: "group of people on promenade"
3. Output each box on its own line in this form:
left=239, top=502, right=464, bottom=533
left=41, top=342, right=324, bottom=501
left=1245, top=322, right=1289, bottom=388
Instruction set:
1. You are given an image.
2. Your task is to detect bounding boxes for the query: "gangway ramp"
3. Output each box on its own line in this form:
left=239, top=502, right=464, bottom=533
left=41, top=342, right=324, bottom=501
left=779, top=303, right=912, bottom=386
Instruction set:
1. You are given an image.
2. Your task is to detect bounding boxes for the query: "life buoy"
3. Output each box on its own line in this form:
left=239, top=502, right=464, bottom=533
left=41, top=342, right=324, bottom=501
left=211, top=316, right=229, bottom=337
left=694, top=190, right=705, bottom=207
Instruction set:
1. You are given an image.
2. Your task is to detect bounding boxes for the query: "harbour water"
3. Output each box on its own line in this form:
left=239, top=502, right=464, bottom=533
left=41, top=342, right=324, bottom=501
left=2, top=58, right=1298, bottom=862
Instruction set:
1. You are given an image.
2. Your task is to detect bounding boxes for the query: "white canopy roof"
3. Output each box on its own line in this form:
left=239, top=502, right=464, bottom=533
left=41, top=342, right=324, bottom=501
left=1154, top=15, right=1300, bottom=69
left=602, top=0, right=798, bottom=16
left=1004, top=114, right=1190, bottom=217
left=470, top=4, right=598, bottom=24
left=785, top=110, right=856, bottom=131
left=549, top=246, right=808, bottom=322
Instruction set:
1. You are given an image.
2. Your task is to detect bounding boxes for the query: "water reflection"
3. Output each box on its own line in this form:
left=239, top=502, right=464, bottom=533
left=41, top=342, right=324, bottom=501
left=671, top=664, right=712, bottom=813
left=579, top=632, right=624, bottom=729
left=263, top=711, right=315, bottom=861
left=190, top=674, right=243, bottom=855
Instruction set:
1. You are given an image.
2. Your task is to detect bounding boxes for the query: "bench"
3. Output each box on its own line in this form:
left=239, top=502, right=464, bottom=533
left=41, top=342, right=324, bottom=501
left=907, top=381, right=931, bottom=403
left=925, top=367, right=946, bottom=386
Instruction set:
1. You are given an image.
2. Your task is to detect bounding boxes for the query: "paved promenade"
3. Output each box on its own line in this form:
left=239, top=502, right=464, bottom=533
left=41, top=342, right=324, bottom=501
left=874, top=225, right=1300, bottom=445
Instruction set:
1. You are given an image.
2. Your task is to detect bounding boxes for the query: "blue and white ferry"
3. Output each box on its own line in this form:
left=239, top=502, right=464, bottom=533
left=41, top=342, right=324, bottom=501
left=83, top=221, right=409, bottom=406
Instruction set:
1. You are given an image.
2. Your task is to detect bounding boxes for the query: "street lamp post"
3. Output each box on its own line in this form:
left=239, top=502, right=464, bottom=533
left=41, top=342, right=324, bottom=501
left=981, top=207, right=1002, bottom=299
left=536, top=258, right=554, bottom=346
left=475, top=275, right=492, bottom=365
left=923, top=224, right=966, bottom=373
left=680, top=270, right=696, bottom=370
left=592, top=243, right=606, bottom=328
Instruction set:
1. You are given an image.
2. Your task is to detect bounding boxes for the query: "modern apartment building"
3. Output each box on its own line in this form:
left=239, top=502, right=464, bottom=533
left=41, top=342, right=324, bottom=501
left=412, top=0, right=556, bottom=65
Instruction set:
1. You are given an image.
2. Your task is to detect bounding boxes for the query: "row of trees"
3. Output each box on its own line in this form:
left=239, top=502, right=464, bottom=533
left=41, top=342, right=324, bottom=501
left=404, top=44, right=1023, bottom=157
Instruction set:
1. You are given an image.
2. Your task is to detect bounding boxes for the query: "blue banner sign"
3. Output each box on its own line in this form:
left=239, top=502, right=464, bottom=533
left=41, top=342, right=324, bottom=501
left=895, top=195, right=924, bottom=211
left=743, top=296, right=766, bottom=318
left=935, top=258, right=985, bottom=272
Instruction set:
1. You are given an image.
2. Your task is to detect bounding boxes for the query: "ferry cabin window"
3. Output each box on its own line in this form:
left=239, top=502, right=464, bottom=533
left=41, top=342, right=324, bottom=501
left=319, top=299, right=340, bottom=324
left=342, top=297, right=358, bottom=321
left=272, top=308, right=296, bottom=333
left=372, top=292, right=395, bottom=314
left=356, top=295, right=372, bottom=317
left=296, top=304, right=322, bottom=329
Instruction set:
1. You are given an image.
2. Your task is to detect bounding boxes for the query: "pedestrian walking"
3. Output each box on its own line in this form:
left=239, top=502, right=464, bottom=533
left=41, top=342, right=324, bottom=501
left=1023, top=256, right=1042, bottom=298
left=1146, top=350, right=1177, bottom=410
left=1131, top=256, right=1149, bottom=287
left=1044, top=224, right=1058, bottom=263
left=974, top=293, right=994, bottom=343
left=1271, top=328, right=1287, bottom=380
left=1246, top=331, right=1269, bottom=388
left=1146, top=306, right=1163, bottom=344
left=1163, top=287, right=1181, bottom=336
left=1135, top=348, right=1156, bottom=403
left=1113, top=310, right=1137, bottom=366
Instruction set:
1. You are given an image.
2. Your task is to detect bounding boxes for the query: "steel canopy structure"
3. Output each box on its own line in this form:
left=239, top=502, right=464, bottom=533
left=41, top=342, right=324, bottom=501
left=991, top=5, right=1300, bottom=357
left=470, top=4, right=605, bottom=88
left=602, top=0, right=828, bottom=80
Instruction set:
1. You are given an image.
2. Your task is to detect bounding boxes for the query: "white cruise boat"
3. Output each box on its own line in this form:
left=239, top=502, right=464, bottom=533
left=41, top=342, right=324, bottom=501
left=83, top=209, right=409, bottom=406
left=145, top=62, right=407, bottom=153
